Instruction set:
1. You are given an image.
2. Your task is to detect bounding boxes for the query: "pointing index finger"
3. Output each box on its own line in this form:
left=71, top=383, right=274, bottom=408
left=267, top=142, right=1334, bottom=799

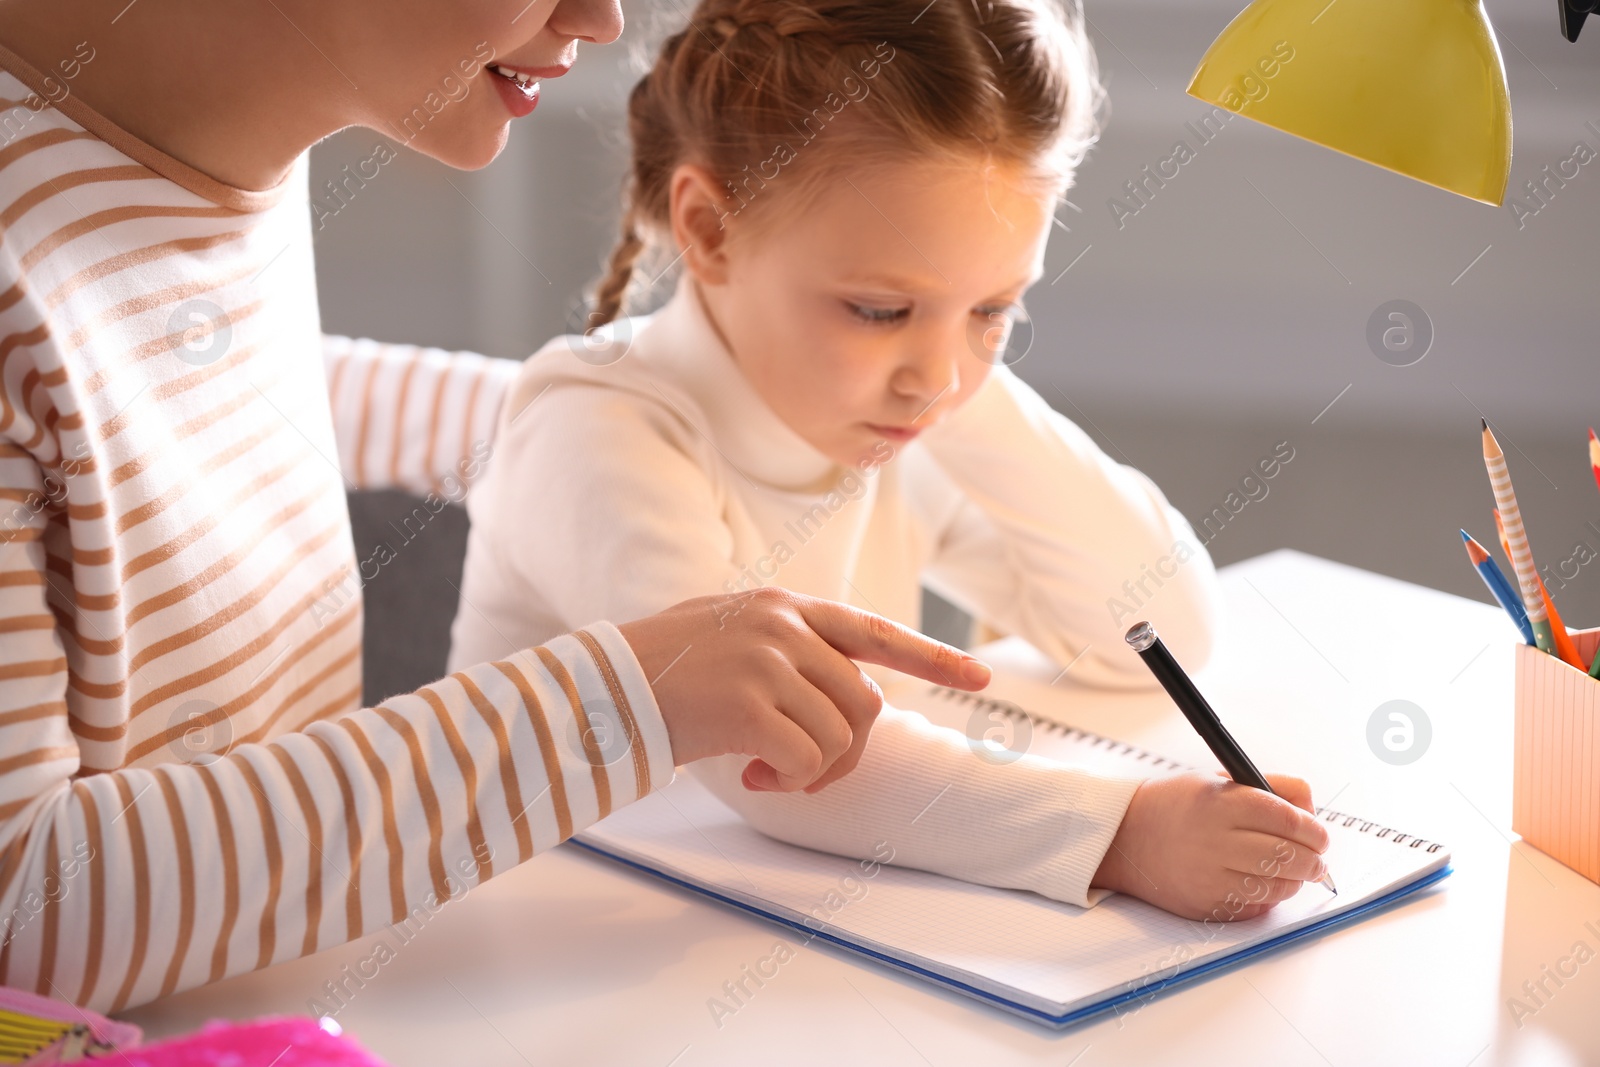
left=798, top=597, right=991, bottom=691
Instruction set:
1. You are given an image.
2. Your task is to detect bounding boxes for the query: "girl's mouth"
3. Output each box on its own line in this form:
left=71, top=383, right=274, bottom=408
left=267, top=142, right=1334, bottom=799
left=489, top=64, right=540, bottom=117
left=866, top=423, right=921, bottom=443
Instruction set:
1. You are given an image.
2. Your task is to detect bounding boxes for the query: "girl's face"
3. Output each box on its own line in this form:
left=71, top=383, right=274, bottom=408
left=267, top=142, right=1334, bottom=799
left=310, top=0, right=623, bottom=169
left=689, top=158, right=1057, bottom=470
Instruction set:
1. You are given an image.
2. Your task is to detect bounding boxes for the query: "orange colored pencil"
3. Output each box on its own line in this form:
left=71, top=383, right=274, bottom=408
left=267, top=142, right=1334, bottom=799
left=1589, top=427, right=1600, bottom=495
left=1494, top=508, right=1585, bottom=670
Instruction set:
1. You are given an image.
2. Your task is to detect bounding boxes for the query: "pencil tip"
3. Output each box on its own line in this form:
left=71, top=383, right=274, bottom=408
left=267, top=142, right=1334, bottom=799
left=1460, top=529, right=1470, bottom=542
left=1481, top=417, right=1489, bottom=431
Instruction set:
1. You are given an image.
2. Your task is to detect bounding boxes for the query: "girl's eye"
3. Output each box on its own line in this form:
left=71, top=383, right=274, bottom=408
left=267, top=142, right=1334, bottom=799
left=973, top=302, right=1026, bottom=324
left=847, top=303, right=910, bottom=325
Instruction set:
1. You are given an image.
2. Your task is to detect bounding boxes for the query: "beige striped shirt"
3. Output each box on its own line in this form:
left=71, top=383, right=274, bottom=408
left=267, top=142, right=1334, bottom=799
left=0, top=49, right=674, bottom=1013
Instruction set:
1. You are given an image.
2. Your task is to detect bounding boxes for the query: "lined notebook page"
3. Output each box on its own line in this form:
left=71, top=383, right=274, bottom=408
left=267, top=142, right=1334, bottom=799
left=576, top=688, right=1451, bottom=1020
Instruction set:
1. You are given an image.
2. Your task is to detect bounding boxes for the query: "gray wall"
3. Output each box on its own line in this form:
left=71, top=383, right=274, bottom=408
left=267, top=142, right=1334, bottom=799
left=314, top=0, right=1600, bottom=701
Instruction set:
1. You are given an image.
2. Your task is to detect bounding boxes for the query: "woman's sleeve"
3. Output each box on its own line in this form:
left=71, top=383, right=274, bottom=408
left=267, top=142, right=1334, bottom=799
left=0, top=436, right=674, bottom=1012
left=322, top=335, right=520, bottom=496
left=914, top=367, right=1223, bottom=688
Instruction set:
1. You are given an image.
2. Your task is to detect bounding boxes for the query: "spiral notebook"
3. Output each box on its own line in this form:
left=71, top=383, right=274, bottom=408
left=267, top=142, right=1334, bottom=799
left=572, top=686, right=1453, bottom=1028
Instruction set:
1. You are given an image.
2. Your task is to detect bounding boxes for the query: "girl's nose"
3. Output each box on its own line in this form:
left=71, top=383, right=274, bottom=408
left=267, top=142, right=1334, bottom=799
left=890, top=345, right=962, bottom=419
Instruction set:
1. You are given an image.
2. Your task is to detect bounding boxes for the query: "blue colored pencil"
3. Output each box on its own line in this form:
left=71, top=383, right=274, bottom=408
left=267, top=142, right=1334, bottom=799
left=1461, top=529, right=1536, bottom=645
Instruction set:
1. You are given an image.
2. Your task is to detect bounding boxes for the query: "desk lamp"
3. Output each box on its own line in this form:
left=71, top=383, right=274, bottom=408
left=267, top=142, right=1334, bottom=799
left=1186, top=0, right=1514, bottom=204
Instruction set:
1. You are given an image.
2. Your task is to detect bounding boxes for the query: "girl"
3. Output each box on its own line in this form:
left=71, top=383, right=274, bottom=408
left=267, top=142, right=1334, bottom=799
left=452, top=0, right=1332, bottom=920
left=0, top=0, right=984, bottom=1013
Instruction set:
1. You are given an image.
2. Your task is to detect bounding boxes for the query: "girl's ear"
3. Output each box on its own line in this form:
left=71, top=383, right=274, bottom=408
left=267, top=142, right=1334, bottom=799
left=669, top=164, right=734, bottom=286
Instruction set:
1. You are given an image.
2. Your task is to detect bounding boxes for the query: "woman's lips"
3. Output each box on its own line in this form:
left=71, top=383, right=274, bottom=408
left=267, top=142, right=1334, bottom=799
left=491, top=74, right=540, bottom=117
left=488, top=63, right=566, bottom=118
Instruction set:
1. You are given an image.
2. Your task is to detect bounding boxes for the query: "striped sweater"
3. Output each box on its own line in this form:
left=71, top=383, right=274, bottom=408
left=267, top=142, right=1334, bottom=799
left=0, top=50, right=674, bottom=1013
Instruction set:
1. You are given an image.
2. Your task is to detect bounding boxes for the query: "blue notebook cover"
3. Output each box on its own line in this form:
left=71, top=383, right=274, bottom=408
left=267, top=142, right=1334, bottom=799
left=572, top=836, right=1452, bottom=1028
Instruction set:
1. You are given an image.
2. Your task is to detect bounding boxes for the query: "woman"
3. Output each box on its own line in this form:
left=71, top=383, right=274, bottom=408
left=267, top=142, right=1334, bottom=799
left=0, top=0, right=988, bottom=1012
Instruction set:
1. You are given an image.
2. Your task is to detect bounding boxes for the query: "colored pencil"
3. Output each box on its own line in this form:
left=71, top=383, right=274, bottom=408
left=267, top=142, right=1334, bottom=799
left=1589, top=427, right=1600, bottom=674
left=1589, top=427, right=1600, bottom=496
left=1482, top=421, right=1557, bottom=656
left=1462, top=530, right=1536, bottom=645
left=1493, top=508, right=1584, bottom=669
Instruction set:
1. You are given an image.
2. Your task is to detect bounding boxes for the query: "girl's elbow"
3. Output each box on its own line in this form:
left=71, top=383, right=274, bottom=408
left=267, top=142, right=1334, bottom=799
left=1132, top=543, right=1222, bottom=671
left=1165, top=563, right=1224, bottom=671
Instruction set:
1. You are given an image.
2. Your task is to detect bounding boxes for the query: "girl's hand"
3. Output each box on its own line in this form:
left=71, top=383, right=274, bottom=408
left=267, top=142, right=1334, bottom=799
left=1091, top=772, right=1331, bottom=921
left=619, top=588, right=992, bottom=793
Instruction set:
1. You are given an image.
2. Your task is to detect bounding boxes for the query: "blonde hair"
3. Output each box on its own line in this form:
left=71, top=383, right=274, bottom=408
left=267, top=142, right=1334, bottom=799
left=589, top=0, right=1103, bottom=326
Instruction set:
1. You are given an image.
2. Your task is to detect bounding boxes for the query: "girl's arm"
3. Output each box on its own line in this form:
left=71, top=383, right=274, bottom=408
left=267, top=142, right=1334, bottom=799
left=485, top=380, right=1142, bottom=908
left=0, top=446, right=674, bottom=1011
left=322, top=335, right=519, bottom=496
left=693, top=713, right=1141, bottom=907
left=913, top=367, right=1223, bottom=687
left=464, top=376, right=746, bottom=628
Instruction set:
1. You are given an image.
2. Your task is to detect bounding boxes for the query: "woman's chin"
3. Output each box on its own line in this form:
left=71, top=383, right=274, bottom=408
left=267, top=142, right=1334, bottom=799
left=408, top=123, right=512, bottom=172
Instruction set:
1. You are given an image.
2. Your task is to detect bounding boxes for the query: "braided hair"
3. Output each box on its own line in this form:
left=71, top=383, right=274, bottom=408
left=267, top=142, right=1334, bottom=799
left=588, top=0, right=1102, bottom=326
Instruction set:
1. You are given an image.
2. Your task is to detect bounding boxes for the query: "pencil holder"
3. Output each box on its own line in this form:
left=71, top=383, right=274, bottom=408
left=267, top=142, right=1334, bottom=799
left=1512, top=627, right=1600, bottom=885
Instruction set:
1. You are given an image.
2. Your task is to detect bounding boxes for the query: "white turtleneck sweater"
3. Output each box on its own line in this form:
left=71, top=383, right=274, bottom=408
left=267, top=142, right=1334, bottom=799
left=450, top=277, right=1221, bottom=908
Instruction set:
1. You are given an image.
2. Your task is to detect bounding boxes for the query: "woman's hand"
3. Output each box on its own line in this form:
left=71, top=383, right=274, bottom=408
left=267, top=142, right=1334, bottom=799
left=1091, top=772, right=1331, bottom=921
left=619, top=588, right=991, bottom=793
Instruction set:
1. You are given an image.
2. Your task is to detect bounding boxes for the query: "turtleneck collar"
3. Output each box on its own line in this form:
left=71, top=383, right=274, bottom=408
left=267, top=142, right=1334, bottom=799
left=639, top=274, right=842, bottom=494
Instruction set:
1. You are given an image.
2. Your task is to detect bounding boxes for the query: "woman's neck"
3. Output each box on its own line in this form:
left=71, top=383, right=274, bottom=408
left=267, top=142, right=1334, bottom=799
left=0, top=0, right=356, bottom=191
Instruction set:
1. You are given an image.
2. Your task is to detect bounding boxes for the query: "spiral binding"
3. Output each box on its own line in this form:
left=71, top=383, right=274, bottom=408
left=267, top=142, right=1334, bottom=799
left=1312, top=808, right=1445, bottom=853
left=927, top=686, right=1445, bottom=854
left=925, top=685, right=1191, bottom=772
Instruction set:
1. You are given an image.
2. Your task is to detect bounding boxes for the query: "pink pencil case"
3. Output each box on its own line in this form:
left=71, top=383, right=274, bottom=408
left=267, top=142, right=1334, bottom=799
left=114, top=1016, right=390, bottom=1067
left=0, top=986, right=388, bottom=1066
left=0, top=986, right=139, bottom=1063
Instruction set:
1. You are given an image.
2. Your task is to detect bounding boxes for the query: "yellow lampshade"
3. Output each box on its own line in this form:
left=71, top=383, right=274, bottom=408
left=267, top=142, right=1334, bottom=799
left=1187, top=0, right=1512, bottom=205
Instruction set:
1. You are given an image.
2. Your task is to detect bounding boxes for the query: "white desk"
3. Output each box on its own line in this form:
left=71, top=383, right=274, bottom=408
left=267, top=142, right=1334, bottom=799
left=124, top=551, right=1600, bottom=1066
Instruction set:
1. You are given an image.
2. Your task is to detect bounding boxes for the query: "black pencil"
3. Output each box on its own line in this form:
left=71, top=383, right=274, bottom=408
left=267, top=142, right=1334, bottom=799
left=1124, top=620, right=1337, bottom=895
